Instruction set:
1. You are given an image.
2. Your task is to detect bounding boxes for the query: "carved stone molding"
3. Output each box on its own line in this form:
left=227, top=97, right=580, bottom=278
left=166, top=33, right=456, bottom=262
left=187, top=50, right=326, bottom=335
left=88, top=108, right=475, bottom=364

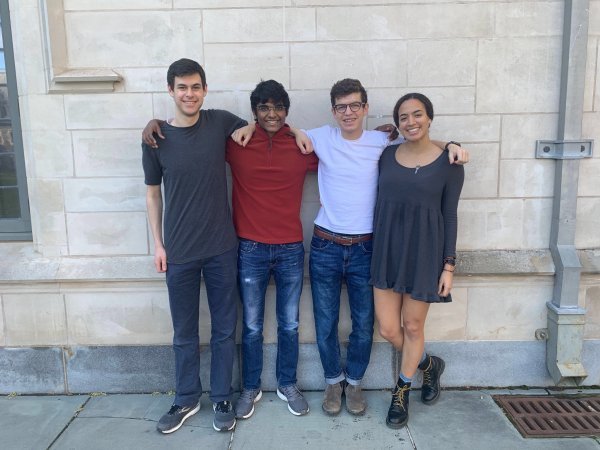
left=40, top=0, right=121, bottom=93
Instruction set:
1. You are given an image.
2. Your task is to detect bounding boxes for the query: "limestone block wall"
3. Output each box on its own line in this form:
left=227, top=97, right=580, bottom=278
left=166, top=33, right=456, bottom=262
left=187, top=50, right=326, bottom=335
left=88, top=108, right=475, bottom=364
left=0, top=0, right=599, bottom=392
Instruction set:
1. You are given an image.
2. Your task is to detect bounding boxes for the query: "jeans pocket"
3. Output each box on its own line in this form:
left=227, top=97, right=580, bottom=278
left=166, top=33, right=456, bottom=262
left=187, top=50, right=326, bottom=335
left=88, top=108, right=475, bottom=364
left=310, top=235, right=331, bottom=251
left=359, top=239, right=373, bottom=253
left=239, top=239, right=258, bottom=253
left=282, top=241, right=304, bottom=251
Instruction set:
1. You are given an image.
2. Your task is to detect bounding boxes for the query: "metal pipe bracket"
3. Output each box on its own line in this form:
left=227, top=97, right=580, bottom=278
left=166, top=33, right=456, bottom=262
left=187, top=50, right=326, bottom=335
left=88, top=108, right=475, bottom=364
left=536, top=140, right=593, bottom=159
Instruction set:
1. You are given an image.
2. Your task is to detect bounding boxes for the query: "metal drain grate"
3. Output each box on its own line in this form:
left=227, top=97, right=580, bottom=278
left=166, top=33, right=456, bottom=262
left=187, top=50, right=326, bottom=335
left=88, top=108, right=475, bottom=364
left=493, top=395, right=600, bottom=438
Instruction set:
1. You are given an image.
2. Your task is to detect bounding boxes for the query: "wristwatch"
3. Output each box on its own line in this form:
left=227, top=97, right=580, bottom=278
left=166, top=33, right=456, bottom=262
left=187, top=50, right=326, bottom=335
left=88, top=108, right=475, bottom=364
left=444, top=141, right=461, bottom=152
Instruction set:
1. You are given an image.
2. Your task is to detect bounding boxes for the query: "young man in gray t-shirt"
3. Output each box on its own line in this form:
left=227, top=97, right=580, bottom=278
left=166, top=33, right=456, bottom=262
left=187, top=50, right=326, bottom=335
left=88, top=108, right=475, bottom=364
left=143, top=58, right=247, bottom=435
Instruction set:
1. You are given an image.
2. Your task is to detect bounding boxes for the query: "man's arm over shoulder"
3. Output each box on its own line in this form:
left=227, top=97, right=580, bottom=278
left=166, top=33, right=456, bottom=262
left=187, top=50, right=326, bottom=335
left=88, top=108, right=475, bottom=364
left=225, top=135, right=247, bottom=162
left=216, top=109, right=248, bottom=138
left=231, top=122, right=255, bottom=147
left=288, top=126, right=314, bottom=154
left=292, top=124, right=333, bottom=155
left=431, top=140, right=469, bottom=165
left=142, top=120, right=167, bottom=148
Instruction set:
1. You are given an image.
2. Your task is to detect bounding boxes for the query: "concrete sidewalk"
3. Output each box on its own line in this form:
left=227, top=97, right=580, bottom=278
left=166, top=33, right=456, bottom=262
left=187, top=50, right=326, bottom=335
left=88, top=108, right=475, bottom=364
left=2, top=389, right=599, bottom=450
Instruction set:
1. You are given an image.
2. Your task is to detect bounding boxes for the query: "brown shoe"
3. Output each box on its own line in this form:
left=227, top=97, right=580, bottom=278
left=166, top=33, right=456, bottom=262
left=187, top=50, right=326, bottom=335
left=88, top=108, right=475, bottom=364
left=345, top=383, right=367, bottom=415
left=322, top=381, right=344, bottom=415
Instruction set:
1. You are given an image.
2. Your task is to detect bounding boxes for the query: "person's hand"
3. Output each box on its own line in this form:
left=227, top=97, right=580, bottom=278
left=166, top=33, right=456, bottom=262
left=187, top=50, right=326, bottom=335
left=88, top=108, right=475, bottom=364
left=154, top=246, right=167, bottom=273
left=437, top=269, right=453, bottom=297
left=447, top=143, right=469, bottom=165
left=288, top=127, right=313, bottom=154
left=294, top=130, right=313, bottom=154
left=142, top=119, right=165, bottom=148
left=231, top=123, right=255, bottom=147
left=375, top=123, right=399, bottom=141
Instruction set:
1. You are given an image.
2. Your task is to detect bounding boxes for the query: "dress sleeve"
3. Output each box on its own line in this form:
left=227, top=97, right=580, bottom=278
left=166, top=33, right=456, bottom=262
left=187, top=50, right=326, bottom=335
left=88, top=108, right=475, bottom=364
left=441, top=164, right=464, bottom=258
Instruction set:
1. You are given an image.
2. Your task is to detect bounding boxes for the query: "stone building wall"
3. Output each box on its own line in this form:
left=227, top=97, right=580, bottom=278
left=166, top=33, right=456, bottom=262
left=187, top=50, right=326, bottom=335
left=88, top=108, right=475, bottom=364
left=0, top=0, right=598, bottom=393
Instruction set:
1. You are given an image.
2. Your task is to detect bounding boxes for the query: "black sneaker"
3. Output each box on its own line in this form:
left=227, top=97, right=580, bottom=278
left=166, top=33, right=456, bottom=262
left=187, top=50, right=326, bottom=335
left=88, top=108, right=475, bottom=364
left=419, top=355, right=445, bottom=404
left=213, top=400, right=236, bottom=431
left=156, top=402, right=201, bottom=434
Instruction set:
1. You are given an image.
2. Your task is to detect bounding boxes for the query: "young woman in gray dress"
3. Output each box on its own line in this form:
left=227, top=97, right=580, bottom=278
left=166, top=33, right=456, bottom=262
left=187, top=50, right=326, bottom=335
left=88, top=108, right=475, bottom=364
left=370, top=93, right=464, bottom=429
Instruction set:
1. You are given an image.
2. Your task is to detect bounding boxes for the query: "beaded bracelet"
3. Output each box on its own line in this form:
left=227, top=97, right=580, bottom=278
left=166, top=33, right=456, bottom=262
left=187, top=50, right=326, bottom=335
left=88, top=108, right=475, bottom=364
left=443, top=256, right=456, bottom=266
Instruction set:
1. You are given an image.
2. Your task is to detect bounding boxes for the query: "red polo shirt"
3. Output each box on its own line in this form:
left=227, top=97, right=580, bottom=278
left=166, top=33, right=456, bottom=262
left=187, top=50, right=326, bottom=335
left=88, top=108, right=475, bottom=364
left=226, top=124, right=318, bottom=244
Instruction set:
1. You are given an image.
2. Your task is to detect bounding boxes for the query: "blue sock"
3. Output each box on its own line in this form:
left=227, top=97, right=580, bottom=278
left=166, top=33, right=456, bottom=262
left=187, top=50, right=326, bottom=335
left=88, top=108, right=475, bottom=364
left=399, top=372, right=412, bottom=384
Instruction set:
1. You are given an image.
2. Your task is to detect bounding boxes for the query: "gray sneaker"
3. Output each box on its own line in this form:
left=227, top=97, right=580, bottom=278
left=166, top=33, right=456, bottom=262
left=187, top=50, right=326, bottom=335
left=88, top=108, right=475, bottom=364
left=213, top=400, right=236, bottom=431
left=156, top=402, right=200, bottom=434
left=277, top=384, right=309, bottom=416
left=345, top=383, right=367, bottom=415
left=236, top=388, right=262, bottom=419
left=322, top=381, right=344, bottom=416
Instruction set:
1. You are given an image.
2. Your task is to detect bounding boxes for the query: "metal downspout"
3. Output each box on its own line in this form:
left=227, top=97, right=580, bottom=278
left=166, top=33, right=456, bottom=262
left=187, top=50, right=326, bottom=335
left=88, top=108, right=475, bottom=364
left=544, top=0, right=590, bottom=386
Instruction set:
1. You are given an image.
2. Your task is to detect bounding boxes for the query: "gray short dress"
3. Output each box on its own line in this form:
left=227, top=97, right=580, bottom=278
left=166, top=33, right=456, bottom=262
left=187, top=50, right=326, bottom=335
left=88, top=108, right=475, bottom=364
left=370, top=145, right=464, bottom=303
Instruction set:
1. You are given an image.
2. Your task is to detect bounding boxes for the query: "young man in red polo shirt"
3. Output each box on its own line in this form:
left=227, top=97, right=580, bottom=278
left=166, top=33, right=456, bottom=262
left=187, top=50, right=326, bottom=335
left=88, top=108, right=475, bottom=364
left=226, top=80, right=317, bottom=418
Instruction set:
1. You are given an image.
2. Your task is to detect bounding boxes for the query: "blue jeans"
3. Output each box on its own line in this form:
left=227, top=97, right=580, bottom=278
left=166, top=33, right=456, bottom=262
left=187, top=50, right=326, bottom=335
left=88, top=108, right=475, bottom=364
left=166, top=246, right=238, bottom=406
left=238, top=239, right=304, bottom=390
left=309, top=234, right=374, bottom=385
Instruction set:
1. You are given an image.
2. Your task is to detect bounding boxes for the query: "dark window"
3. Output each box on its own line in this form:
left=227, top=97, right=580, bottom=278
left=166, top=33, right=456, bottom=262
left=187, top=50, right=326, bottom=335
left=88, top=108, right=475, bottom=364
left=0, top=0, right=31, bottom=240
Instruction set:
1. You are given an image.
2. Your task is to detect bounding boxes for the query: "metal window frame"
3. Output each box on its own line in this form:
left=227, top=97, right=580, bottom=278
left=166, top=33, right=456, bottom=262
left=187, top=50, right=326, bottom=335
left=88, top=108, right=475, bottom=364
left=0, top=0, right=31, bottom=240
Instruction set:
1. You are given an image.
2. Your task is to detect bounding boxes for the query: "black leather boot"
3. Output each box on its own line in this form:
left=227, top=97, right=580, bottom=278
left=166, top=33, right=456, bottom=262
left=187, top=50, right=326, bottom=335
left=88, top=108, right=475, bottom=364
left=386, top=379, right=410, bottom=429
left=419, top=355, right=445, bottom=405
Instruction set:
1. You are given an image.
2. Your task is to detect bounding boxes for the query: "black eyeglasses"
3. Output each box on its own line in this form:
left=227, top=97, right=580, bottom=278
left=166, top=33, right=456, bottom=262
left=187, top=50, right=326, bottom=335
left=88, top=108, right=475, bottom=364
left=256, top=105, right=286, bottom=113
left=333, top=102, right=365, bottom=114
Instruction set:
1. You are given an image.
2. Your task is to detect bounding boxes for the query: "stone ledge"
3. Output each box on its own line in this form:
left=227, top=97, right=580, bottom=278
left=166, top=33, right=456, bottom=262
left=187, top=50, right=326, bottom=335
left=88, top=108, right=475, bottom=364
left=1, top=243, right=599, bottom=283
left=1, top=341, right=598, bottom=394
left=458, top=249, right=554, bottom=275
left=579, top=249, right=600, bottom=274
left=0, top=243, right=159, bottom=282
left=49, top=69, right=122, bottom=93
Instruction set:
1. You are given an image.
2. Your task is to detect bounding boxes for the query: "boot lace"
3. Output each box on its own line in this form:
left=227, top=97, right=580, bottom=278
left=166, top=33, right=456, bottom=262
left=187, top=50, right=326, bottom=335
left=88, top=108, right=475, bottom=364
left=422, top=358, right=434, bottom=386
left=392, top=385, right=409, bottom=411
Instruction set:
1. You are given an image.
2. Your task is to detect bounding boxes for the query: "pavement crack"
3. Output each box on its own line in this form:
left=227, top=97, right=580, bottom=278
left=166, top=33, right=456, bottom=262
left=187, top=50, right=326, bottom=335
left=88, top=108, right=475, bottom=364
left=77, top=415, right=156, bottom=422
left=406, top=425, right=417, bottom=450
left=46, top=396, right=92, bottom=450
left=228, top=429, right=234, bottom=450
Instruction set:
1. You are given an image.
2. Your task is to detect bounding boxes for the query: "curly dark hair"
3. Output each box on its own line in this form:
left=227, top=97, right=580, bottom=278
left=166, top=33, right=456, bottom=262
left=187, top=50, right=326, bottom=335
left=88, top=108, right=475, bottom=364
left=250, top=80, right=290, bottom=114
left=329, top=78, right=367, bottom=106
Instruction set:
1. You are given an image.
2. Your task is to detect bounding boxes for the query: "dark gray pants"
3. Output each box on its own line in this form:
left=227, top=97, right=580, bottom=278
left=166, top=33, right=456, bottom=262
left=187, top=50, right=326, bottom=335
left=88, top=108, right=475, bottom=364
left=166, top=245, right=238, bottom=406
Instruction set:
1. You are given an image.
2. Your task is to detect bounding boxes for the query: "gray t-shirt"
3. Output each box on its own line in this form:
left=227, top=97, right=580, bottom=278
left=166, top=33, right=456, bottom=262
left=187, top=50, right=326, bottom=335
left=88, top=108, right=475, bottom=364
left=142, top=109, right=247, bottom=263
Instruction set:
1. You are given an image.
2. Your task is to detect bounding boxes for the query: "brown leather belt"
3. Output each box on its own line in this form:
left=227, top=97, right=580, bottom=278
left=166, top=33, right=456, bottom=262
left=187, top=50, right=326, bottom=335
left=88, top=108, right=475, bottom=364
left=313, top=226, right=372, bottom=246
